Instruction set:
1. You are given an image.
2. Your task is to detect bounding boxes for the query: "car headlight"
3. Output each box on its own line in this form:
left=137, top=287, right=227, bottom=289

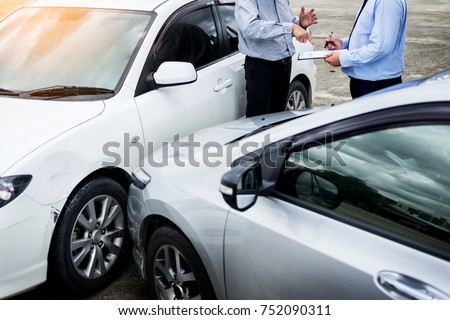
left=0, top=175, right=32, bottom=208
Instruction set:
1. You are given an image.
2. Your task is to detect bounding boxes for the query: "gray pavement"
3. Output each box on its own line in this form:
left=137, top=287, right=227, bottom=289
left=11, top=0, right=450, bottom=300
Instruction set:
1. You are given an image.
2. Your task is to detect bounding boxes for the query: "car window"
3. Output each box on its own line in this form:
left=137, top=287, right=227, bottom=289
left=276, top=124, right=450, bottom=259
left=218, top=5, right=239, bottom=53
left=151, top=7, right=219, bottom=71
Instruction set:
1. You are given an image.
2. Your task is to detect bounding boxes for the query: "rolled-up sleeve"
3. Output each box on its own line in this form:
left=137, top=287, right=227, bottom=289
left=235, top=0, right=298, bottom=60
left=236, top=0, right=292, bottom=40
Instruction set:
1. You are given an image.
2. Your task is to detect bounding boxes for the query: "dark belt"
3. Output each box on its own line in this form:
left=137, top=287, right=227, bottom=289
left=248, top=56, right=292, bottom=65
left=272, top=57, right=292, bottom=65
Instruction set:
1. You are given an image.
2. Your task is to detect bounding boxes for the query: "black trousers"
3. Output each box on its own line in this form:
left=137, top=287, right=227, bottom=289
left=350, top=76, right=402, bottom=99
left=244, top=56, right=292, bottom=117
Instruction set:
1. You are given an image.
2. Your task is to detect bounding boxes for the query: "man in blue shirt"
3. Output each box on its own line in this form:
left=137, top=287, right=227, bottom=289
left=235, top=0, right=318, bottom=117
left=324, top=0, right=407, bottom=98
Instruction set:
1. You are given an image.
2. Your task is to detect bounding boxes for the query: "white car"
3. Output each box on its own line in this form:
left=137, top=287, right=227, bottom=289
left=128, top=70, right=450, bottom=299
left=0, top=0, right=316, bottom=298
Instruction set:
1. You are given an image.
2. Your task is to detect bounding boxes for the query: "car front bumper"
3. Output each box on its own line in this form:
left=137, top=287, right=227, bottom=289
left=0, top=194, right=61, bottom=298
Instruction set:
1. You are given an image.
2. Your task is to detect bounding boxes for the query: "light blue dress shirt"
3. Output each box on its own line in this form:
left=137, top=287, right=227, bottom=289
left=340, top=0, right=407, bottom=81
left=235, top=0, right=301, bottom=61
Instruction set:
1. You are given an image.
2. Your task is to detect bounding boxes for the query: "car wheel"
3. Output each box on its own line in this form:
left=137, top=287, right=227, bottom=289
left=146, top=226, right=215, bottom=300
left=48, top=177, right=130, bottom=296
left=286, top=80, right=310, bottom=110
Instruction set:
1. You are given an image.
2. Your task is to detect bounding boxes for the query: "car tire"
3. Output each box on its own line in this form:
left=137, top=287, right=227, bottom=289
left=286, top=80, right=310, bottom=110
left=146, top=226, right=215, bottom=300
left=48, top=176, right=130, bottom=296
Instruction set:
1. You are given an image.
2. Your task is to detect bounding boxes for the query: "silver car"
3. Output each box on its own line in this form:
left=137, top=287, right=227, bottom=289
left=128, top=70, right=450, bottom=300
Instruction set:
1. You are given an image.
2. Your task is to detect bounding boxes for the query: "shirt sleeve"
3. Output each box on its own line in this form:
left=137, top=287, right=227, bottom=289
left=340, top=0, right=405, bottom=67
left=235, top=0, right=292, bottom=40
left=342, top=37, right=349, bottom=49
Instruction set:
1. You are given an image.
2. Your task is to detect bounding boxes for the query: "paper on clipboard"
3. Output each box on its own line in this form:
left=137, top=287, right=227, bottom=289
left=297, top=49, right=343, bottom=60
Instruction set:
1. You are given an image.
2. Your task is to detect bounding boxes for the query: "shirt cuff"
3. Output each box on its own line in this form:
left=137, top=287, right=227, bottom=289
left=339, top=49, right=351, bottom=67
left=342, top=38, right=349, bottom=49
left=280, top=22, right=293, bottom=34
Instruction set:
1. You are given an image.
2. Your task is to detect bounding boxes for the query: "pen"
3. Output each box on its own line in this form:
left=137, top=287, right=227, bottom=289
left=324, top=31, right=333, bottom=49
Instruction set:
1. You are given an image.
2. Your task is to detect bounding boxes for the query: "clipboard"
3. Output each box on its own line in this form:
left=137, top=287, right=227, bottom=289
left=297, top=49, right=343, bottom=60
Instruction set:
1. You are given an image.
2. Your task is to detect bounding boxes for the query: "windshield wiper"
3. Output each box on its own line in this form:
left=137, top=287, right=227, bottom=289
left=227, top=124, right=275, bottom=145
left=21, top=85, right=115, bottom=98
left=0, top=88, right=20, bottom=96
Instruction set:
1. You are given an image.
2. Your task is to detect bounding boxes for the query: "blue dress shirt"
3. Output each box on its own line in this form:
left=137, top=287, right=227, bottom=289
left=235, top=0, right=301, bottom=61
left=340, top=0, right=407, bottom=81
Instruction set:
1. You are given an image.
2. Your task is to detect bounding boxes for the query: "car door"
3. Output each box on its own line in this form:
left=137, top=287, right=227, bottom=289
left=134, top=3, right=244, bottom=154
left=224, top=104, right=450, bottom=299
left=216, top=3, right=246, bottom=117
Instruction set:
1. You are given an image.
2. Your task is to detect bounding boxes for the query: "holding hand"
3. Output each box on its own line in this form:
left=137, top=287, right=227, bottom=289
left=323, top=35, right=342, bottom=66
left=324, top=37, right=342, bottom=50
left=324, top=52, right=341, bottom=67
left=299, top=6, right=318, bottom=28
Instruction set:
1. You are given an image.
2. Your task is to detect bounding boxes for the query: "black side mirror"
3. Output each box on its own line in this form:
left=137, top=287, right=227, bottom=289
left=220, top=161, right=260, bottom=211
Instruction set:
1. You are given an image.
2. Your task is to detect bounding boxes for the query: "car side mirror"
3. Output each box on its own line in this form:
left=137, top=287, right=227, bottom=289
left=220, top=162, right=260, bottom=211
left=146, top=61, right=197, bottom=90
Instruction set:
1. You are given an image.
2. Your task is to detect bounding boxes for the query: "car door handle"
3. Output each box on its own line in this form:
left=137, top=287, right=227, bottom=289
left=377, top=271, right=450, bottom=300
left=213, top=79, right=233, bottom=92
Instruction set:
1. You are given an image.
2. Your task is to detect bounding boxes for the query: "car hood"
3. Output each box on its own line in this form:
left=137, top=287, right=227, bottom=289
left=0, top=97, right=104, bottom=175
left=186, top=109, right=318, bottom=146
left=152, top=109, right=319, bottom=169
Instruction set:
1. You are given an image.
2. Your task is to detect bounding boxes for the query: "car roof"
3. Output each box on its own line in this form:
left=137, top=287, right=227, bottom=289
left=22, top=0, right=234, bottom=12
left=21, top=0, right=190, bottom=12
left=248, top=69, right=450, bottom=143
left=366, top=68, right=450, bottom=96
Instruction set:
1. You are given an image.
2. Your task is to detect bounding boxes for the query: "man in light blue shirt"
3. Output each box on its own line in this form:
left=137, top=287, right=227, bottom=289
left=235, top=0, right=318, bottom=117
left=324, top=0, right=407, bottom=98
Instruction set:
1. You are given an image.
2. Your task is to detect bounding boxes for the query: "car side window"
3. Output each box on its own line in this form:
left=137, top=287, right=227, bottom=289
left=276, top=124, right=450, bottom=259
left=151, top=7, right=219, bottom=71
left=218, top=5, right=239, bottom=52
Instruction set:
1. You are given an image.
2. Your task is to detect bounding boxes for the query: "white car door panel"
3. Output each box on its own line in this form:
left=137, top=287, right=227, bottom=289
left=135, top=58, right=240, bottom=154
left=134, top=4, right=243, bottom=155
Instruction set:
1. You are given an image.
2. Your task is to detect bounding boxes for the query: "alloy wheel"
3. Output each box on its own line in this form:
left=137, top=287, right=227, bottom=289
left=286, top=90, right=307, bottom=110
left=70, top=195, right=125, bottom=279
left=153, top=244, right=200, bottom=300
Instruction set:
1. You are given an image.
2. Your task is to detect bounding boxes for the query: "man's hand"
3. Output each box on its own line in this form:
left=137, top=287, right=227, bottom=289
left=324, top=52, right=341, bottom=67
left=299, top=6, right=318, bottom=28
left=324, top=37, right=343, bottom=50
left=293, top=24, right=315, bottom=46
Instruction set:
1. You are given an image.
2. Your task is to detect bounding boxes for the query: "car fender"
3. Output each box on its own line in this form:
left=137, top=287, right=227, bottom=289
left=4, top=93, right=143, bottom=207
left=135, top=166, right=231, bottom=299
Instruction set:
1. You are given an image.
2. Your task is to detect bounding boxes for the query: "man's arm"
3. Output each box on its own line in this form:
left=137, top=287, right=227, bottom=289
left=235, top=0, right=292, bottom=40
left=339, top=0, right=406, bottom=67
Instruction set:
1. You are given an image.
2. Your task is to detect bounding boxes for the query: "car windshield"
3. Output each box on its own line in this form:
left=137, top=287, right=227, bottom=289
left=0, top=7, right=153, bottom=94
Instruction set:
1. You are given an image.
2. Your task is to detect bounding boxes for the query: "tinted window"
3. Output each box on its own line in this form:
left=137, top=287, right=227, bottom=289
left=151, top=7, right=218, bottom=71
left=277, top=125, right=450, bottom=257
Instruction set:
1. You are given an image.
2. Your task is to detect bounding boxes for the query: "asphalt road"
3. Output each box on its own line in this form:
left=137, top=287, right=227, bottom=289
left=7, top=0, right=450, bottom=300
